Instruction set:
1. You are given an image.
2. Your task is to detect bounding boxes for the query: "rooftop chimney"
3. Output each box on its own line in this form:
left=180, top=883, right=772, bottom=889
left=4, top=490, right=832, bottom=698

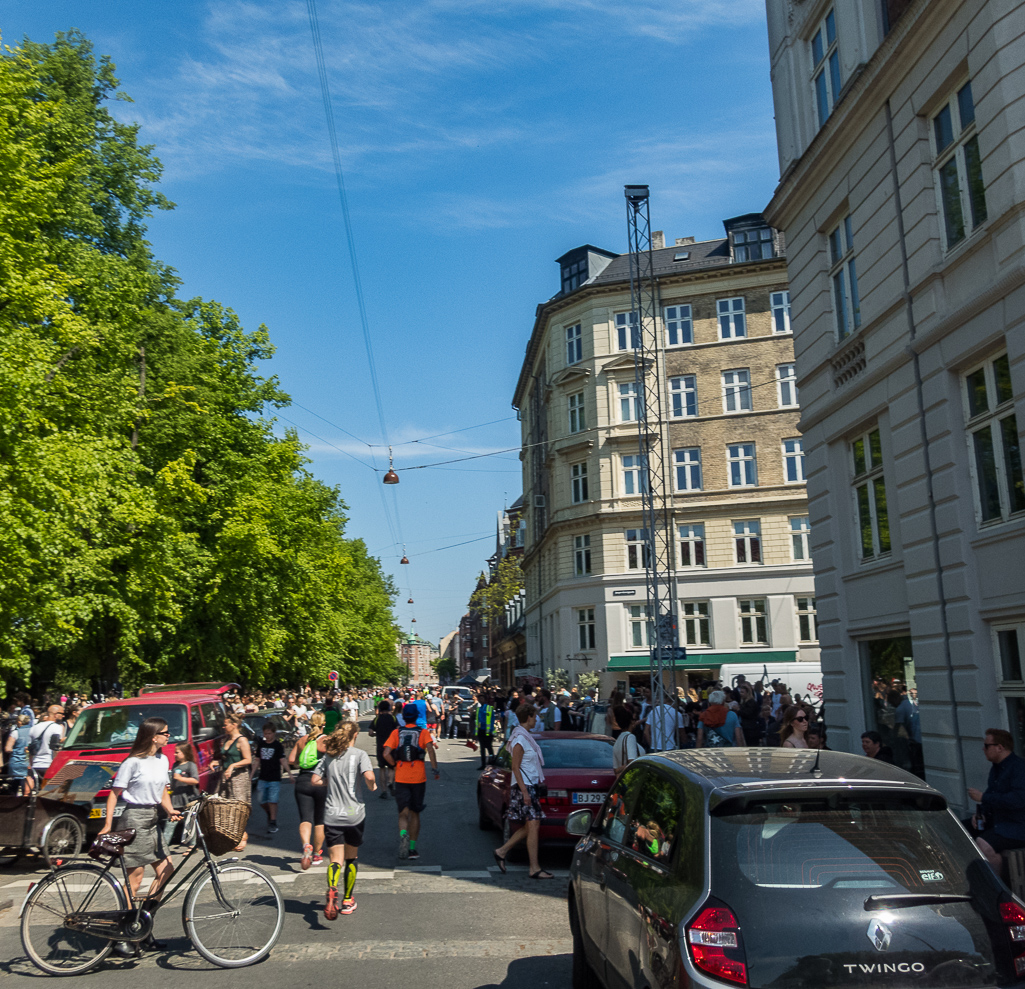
left=675, top=236, right=695, bottom=246
left=652, top=230, right=665, bottom=250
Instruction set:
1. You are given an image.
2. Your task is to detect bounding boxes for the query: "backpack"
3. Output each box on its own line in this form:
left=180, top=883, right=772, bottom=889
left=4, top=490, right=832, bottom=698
left=28, top=723, right=56, bottom=758
left=704, top=724, right=734, bottom=748
left=395, top=725, right=425, bottom=763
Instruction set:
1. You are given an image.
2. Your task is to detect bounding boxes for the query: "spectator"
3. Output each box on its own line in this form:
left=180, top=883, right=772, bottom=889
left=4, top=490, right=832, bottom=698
left=612, top=706, right=640, bottom=771
left=696, top=690, right=744, bottom=748
left=739, top=694, right=764, bottom=746
left=968, top=729, right=1025, bottom=873
left=779, top=706, right=810, bottom=749
left=533, top=690, right=562, bottom=734
left=644, top=696, right=684, bottom=751
left=861, top=730, right=895, bottom=763
left=806, top=724, right=830, bottom=750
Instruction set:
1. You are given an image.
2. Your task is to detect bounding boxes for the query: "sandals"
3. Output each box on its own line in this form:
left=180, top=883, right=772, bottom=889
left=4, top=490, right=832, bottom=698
left=530, top=870, right=555, bottom=880
left=493, top=850, right=507, bottom=874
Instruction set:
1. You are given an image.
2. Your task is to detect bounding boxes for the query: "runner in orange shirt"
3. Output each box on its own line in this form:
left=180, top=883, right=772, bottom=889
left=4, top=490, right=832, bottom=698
left=383, top=704, right=439, bottom=860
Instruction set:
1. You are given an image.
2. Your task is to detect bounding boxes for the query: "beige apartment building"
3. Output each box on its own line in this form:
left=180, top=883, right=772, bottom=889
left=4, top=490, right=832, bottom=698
left=512, top=217, right=820, bottom=696
left=764, top=0, right=1025, bottom=804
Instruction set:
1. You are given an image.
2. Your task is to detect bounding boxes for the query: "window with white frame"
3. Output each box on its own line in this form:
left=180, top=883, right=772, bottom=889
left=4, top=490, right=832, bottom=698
left=783, top=437, right=806, bottom=483
left=771, top=291, right=791, bottom=334
left=790, top=516, right=811, bottom=561
left=678, top=524, right=706, bottom=568
left=717, top=297, right=747, bottom=339
left=566, top=323, right=582, bottom=365
left=681, top=601, right=711, bottom=646
left=568, top=392, right=585, bottom=434
left=777, top=363, right=798, bottom=408
left=619, top=381, right=642, bottom=421
left=673, top=447, right=702, bottom=491
left=739, top=599, right=769, bottom=645
left=734, top=520, right=762, bottom=564
left=626, top=528, right=651, bottom=570
left=933, top=80, right=987, bottom=250
left=574, top=534, right=592, bottom=576
left=829, top=216, right=861, bottom=341
left=722, top=369, right=753, bottom=413
left=664, top=304, right=693, bottom=346
left=796, top=597, right=818, bottom=642
left=728, top=443, right=758, bottom=487
left=628, top=604, right=653, bottom=647
left=622, top=454, right=648, bottom=495
left=852, top=428, right=891, bottom=560
left=571, top=462, right=589, bottom=504
left=577, top=608, right=596, bottom=650
left=616, top=310, right=639, bottom=351
left=996, top=624, right=1025, bottom=755
left=811, top=8, right=841, bottom=129
left=965, top=353, right=1023, bottom=523
left=732, top=227, right=774, bottom=262
left=670, top=374, right=698, bottom=418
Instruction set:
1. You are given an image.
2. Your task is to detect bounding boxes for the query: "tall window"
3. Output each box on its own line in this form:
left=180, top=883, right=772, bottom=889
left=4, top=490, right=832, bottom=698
left=673, top=448, right=702, bottom=491
left=728, top=443, right=758, bottom=487
left=830, top=216, right=861, bottom=341
left=739, top=599, right=769, bottom=645
left=571, top=462, right=589, bottom=504
left=622, top=455, right=648, bottom=495
left=628, top=604, right=653, bottom=647
left=574, top=534, right=592, bottom=576
left=771, top=291, right=791, bottom=333
left=566, top=323, right=582, bottom=364
left=678, top=524, right=705, bottom=568
left=783, top=437, right=806, bottom=483
left=732, top=227, right=774, bottom=261
left=852, top=428, right=891, bottom=559
left=619, top=381, right=642, bottom=421
left=790, top=516, right=811, bottom=561
left=811, top=8, right=841, bottom=128
left=626, top=529, right=651, bottom=570
left=933, top=80, right=987, bottom=250
left=734, top=520, right=762, bottom=564
left=664, top=304, right=693, bottom=346
left=717, top=297, right=747, bottom=339
left=796, top=597, right=818, bottom=642
left=777, top=363, right=798, bottom=408
left=965, top=353, right=1023, bottom=523
left=722, top=369, right=753, bottom=413
left=670, top=374, right=698, bottom=418
left=577, top=608, right=596, bottom=650
left=616, top=311, right=639, bottom=351
left=681, top=602, right=710, bottom=646
left=568, top=392, right=585, bottom=434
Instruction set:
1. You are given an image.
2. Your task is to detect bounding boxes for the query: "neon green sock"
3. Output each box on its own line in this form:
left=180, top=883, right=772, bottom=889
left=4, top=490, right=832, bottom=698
left=326, top=861, right=341, bottom=889
left=409, top=839, right=416, bottom=851
left=343, top=860, right=357, bottom=899
left=399, top=829, right=408, bottom=837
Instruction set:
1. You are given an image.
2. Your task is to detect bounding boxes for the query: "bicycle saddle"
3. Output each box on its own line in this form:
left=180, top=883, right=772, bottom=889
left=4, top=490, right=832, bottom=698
left=88, top=829, right=137, bottom=859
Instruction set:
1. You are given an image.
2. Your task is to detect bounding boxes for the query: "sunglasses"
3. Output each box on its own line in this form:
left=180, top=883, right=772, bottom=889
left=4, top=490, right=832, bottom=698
left=155, top=730, right=171, bottom=737
left=794, top=716, right=808, bottom=722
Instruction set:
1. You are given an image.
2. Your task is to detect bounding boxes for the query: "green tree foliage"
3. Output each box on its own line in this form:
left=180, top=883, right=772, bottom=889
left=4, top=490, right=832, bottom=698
left=577, top=671, right=601, bottom=693
left=468, top=556, right=524, bottom=626
left=547, top=668, right=570, bottom=692
left=431, top=657, right=457, bottom=682
left=0, top=32, right=397, bottom=691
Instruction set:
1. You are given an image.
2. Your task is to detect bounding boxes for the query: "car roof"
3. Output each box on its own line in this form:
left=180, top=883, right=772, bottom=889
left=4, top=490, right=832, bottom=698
left=645, top=748, right=938, bottom=797
left=78, top=694, right=212, bottom=708
left=533, top=731, right=614, bottom=742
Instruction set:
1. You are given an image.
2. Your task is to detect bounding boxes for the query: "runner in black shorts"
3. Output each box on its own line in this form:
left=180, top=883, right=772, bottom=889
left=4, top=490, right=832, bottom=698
left=383, top=704, right=439, bottom=861
left=371, top=700, right=397, bottom=799
left=312, top=721, right=376, bottom=919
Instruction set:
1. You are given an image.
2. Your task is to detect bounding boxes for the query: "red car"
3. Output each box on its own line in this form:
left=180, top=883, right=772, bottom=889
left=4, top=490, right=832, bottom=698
left=477, top=732, right=616, bottom=843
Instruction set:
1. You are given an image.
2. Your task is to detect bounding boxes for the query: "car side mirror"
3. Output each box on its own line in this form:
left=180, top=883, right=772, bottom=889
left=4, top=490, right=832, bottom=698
left=565, top=809, right=593, bottom=836
left=194, top=726, right=218, bottom=742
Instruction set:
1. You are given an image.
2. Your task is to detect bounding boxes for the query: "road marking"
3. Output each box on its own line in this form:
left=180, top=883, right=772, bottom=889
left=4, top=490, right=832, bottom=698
left=400, top=864, right=442, bottom=872
left=274, top=937, right=574, bottom=961
left=444, top=870, right=492, bottom=879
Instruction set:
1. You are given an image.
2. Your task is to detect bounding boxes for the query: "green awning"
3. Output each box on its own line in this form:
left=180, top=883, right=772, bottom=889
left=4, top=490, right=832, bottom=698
left=607, top=651, right=797, bottom=672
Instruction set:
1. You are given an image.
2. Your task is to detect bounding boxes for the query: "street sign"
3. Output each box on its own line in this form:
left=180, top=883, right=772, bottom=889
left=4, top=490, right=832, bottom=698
left=656, top=612, right=678, bottom=648
left=327, top=670, right=339, bottom=682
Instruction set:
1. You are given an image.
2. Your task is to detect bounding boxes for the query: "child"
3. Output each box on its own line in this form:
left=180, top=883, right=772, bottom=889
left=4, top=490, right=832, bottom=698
left=254, top=724, right=291, bottom=834
left=164, top=742, right=200, bottom=852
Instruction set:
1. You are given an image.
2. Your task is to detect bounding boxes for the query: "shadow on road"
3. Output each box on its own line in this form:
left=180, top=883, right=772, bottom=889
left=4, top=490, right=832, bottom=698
left=474, top=953, right=573, bottom=989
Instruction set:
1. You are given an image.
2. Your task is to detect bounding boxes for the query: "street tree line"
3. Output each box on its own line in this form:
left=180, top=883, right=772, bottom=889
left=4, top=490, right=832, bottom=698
left=0, top=32, right=403, bottom=693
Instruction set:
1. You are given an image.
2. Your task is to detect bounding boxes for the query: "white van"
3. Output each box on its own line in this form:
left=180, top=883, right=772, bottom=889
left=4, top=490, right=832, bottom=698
left=717, top=661, right=822, bottom=705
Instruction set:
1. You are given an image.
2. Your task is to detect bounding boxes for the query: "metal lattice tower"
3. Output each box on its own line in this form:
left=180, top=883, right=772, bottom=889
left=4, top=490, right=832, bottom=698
left=624, top=185, right=678, bottom=750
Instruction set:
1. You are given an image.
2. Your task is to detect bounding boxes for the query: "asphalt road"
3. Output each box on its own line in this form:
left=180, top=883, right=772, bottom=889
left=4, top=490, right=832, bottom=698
left=0, top=726, right=576, bottom=986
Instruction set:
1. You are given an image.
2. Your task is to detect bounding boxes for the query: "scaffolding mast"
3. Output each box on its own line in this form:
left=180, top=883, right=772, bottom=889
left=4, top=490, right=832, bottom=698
left=624, top=185, right=678, bottom=750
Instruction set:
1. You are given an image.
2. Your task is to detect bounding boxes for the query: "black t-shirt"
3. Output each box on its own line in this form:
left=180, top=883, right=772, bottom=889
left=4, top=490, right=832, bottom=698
left=257, top=739, right=285, bottom=781
left=373, top=713, right=398, bottom=754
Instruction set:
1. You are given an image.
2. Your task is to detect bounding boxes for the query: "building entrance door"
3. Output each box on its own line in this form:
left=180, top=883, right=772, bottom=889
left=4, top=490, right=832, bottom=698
left=862, top=636, right=924, bottom=778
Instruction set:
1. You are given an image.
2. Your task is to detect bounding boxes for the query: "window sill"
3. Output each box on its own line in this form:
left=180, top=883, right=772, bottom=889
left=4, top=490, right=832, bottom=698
left=972, top=512, right=1025, bottom=544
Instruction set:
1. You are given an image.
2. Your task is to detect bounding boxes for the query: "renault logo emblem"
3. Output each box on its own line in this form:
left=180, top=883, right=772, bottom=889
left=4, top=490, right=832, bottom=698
left=867, top=919, right=892, bottom=952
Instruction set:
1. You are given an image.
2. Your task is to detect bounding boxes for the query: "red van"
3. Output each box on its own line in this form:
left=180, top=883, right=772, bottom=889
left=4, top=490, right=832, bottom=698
left=40, top=683, right=236, bottom=832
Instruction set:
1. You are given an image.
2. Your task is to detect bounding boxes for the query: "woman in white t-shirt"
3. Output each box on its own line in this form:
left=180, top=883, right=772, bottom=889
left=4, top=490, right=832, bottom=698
left=99, top=717, right=181, bottom=952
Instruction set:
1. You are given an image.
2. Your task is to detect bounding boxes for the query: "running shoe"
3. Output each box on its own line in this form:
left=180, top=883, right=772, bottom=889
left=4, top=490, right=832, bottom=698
left=268, top=824, right=279, bottom=834
left=398, top=833, right=410, bottom=860
left=340, top=898, right=357, bottom=915
left=324, top=888, right=340, bottom=921
left=408, top=848, right=420, bottom=860
left=301, top=843, right=314, bottom=870
left=312, top=852, right=324, bottom=866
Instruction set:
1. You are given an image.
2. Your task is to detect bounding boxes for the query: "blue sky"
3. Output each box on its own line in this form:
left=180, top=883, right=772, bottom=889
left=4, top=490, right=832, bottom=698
left=5, top=0, right=781, bottom=648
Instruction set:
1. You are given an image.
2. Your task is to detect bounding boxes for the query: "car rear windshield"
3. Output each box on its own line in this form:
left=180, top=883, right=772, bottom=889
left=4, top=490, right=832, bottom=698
left=537, top=738, right=613, bottom=769
left=63, top=704, right=188, bottom=749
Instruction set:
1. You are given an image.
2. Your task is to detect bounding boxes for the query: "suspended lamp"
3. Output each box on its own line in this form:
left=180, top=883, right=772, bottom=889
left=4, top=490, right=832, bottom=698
left=408, top=598, right=414, bottom=604
left=383, top=445, right=399, bottom=485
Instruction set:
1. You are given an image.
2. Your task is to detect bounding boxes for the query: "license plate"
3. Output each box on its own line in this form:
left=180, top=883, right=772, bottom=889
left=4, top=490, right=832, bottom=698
left=89, top=806, right=124, bottom=819
left=572, top=792, right=604, bottom=804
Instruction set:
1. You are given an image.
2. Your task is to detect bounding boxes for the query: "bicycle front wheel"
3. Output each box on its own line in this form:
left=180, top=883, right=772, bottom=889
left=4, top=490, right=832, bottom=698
left=183, top=862, right=283, bottom=967
left=21, top=864, right=128, bottom=975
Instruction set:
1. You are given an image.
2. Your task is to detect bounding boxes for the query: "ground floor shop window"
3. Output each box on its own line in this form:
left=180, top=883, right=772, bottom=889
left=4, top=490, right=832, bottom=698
left=862, top=636, right=924, bottom=778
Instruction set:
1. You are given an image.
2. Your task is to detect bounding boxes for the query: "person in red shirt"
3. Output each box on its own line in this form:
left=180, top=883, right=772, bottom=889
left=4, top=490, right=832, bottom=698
left=383, top=704, right=439, bottom=861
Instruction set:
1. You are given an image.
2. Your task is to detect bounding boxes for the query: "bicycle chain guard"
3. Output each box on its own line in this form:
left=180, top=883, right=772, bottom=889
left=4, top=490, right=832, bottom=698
left=64, top=908, right=153, bottom=942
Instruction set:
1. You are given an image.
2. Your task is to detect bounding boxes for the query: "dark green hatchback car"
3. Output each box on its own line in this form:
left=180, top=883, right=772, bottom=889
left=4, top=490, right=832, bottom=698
left=566, top=749, right=1025, bottom=989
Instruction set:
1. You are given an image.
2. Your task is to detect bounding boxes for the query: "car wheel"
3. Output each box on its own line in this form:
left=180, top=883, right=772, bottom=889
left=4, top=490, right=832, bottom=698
left=478, top=790, right=493, bottom=831
left=571, top=900, right=602, bottom=989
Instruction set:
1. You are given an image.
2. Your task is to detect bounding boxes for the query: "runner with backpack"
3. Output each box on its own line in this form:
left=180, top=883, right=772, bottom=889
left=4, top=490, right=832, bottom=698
left=382, top=704, right=439, bottom=861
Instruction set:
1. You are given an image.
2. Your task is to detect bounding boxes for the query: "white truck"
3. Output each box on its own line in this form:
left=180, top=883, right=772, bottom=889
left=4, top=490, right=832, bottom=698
left=717, top=661, right=823, bottom=706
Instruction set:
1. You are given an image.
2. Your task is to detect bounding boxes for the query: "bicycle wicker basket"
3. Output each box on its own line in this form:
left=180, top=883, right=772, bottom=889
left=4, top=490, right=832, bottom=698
left=198, top=796, right=251, bottom=855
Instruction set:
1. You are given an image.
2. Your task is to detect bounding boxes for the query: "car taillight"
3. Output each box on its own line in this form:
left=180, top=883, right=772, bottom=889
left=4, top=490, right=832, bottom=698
left=1000, top=898, right=1025, bottom=975
left=542, top=789, right=569, bottom=804
left=686, top=899, right=747, bottom=986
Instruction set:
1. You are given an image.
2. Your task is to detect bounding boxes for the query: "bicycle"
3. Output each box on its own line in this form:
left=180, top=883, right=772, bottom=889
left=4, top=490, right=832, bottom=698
left=19, top=793, right=284, bottom=974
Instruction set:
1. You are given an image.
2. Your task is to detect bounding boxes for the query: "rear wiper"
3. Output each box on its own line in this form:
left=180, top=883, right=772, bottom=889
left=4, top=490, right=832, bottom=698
left=865, top=893, right=972, bottom=911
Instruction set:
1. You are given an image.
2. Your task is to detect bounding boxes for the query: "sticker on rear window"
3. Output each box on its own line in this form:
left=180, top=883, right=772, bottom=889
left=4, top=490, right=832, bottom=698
left=919, top=869, right=944, bottom=882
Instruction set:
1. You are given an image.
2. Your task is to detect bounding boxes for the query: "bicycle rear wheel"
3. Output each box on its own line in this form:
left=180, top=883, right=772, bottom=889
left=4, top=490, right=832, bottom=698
left=183, top=862, right=283, bottom=967
left=21, top=864, right=127, bottom=975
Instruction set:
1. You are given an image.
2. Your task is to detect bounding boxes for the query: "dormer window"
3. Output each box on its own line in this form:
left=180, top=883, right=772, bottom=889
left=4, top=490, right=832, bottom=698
left=732, top=227, right=773, bottom=261
left=562, top=259, right=588, bottom=294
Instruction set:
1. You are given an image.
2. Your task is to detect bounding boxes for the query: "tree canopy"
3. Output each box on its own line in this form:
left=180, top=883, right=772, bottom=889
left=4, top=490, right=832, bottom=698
left=0, top=32, right=398, bottom=692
